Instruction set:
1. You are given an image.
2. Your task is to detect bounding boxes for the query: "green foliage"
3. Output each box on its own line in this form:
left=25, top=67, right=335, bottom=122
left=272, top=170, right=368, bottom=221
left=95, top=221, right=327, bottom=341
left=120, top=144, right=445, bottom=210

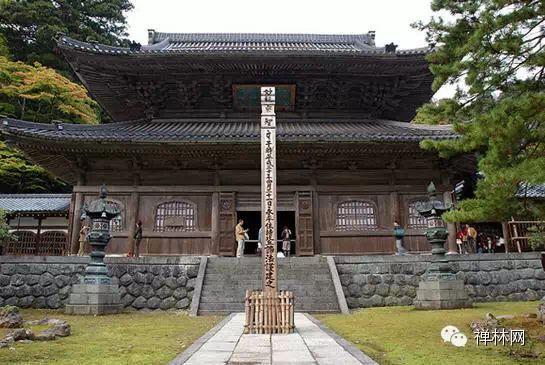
left=0, top=0, right=133, bottom=71
left=0, top=209, right=15, bottom=247
left=0, top=56, right=98, bottom=123
left=527, top=224, right=545, bottom=251
left=414, top=0, right=545, bottom=222
left=0, top=141, right=69, bottom=193
left=0, top=56, right=98, bottom=193
left=0, top=33, right=9, bottom=58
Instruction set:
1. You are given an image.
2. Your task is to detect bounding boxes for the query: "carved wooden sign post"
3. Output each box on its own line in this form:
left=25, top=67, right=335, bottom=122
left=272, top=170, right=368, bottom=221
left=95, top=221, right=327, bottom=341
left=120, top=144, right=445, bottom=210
left=244, top=87, right=294, bottom=334
left=261, top=86, right=278, bottom=292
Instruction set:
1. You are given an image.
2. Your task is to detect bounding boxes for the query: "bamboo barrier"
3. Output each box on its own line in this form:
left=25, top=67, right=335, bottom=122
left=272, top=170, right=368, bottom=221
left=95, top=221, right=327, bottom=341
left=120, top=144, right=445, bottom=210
left=508, top=219, right=545, bottom=252
left=244, top=289, right=295, bottom=334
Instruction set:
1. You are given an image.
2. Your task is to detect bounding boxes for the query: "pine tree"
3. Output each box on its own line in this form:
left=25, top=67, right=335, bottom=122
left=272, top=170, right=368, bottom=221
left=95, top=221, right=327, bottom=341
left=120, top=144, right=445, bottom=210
left=414, top=0, right=545, bottom=222
left=0, top=0, right=133, bottom=71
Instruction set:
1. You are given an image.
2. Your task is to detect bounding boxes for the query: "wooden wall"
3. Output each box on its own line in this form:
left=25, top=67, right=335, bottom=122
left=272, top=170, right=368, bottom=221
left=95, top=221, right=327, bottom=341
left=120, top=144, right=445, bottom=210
left=71, top=150, right=451, bottom=256
left=318, top=193, right=428, bottom=255
left=78, top=192, right=213, bottom=255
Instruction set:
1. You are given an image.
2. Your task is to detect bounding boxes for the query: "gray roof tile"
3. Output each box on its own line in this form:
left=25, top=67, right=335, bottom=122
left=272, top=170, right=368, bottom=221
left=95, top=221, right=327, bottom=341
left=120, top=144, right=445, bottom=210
left=0, top=194, right=71, bottom=213
left=517, top=183, right=545, bottom=199
left=56, top=32, right=428, bottom=56
left=1, top=118, right=457, bottom=144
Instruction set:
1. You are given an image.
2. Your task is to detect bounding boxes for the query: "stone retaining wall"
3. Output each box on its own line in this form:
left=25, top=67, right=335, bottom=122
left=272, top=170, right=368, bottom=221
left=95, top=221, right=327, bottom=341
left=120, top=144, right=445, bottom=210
left=0, top=256, right=199, bottom=311
left=335, top=253, right=545, bottom=309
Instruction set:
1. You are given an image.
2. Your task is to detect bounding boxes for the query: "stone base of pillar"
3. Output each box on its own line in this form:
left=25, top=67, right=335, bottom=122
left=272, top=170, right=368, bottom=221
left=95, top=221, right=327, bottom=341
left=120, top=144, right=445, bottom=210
left=414, top=280, right=472, bottom=310
left=65, top=284, right=123, bottom=315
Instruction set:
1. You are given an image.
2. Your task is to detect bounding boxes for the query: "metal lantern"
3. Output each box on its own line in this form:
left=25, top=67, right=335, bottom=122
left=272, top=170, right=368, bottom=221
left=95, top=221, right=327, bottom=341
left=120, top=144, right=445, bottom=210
left=416, top=182, right=456, bottom=280
left=82, top=184, right=120, bottom=285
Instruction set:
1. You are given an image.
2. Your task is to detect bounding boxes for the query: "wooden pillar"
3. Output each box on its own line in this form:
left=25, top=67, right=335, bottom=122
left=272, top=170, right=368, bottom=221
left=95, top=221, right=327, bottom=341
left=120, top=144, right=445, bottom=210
left=502, top=221, right=510, bottom=253
left=69, top=192, right=84, bottom=254
left=126, top=191, right=140, bottom=255
left=36, top=217, right=42, bottom=255
left=390, top=192, right=400, bottom=222
left=312, top=189, right=320, bottom=255
left=443, top=191, right=458, bottom=254
left=211, top=192, right=220, bottom=255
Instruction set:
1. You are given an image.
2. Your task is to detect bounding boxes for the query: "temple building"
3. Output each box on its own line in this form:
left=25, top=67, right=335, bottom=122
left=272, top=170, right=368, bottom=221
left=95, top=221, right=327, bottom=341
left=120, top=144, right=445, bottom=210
left=0, top=31, right=471, bottom=256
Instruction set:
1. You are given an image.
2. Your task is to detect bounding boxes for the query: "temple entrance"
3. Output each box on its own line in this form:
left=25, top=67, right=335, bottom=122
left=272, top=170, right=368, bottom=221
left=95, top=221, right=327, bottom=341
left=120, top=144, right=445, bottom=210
left=278, top=211, right=296, bottom=256
left=236, top=211, right=261, bottom=255
left=236, top=210, right=296, bottom=256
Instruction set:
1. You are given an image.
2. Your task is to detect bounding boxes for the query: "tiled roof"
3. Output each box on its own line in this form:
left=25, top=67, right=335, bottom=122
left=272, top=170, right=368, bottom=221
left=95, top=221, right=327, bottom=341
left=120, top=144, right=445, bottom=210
left=1, top=118, right=457, bottom=144
left=56, top=32, right=428, bottom=56
left=517, top=183, right=545, bottom=199
left=0, top=194, right=71, bottom=214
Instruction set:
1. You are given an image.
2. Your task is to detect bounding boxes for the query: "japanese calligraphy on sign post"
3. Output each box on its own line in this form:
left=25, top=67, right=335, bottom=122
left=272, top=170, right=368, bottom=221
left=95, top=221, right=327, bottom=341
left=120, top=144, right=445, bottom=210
left=261, top=86, right=278, bottom=293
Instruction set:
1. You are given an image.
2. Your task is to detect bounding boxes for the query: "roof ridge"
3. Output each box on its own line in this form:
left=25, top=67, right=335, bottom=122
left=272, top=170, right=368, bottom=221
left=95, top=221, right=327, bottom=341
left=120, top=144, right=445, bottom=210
left=56, top=34, right=429, bottom=56
left=150, top=32, right=373, bottom=43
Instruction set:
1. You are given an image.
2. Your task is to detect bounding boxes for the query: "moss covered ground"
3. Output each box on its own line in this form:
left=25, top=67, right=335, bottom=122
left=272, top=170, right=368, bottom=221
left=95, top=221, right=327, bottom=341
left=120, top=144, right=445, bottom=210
left=317, top=301, right=545, bottom=365
left=0, top=309, right=221, bottom=365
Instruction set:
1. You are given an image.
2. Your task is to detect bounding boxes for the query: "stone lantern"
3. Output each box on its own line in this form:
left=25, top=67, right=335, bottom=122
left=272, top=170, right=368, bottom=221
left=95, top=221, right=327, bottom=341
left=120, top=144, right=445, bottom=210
left=81, top=185, right=120, bottom=285
left=413, top=182, right=472, bottom=310
left=416, top=181, right=455, bottom=281
left=65, top=185, right=123, bottom=314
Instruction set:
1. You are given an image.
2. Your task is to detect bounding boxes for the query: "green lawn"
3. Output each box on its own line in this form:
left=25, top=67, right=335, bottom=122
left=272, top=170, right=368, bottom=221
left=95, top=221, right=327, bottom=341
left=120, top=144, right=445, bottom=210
left=317, top=301, right=545, bottom=365
left=0, top=309, right=221, bottom=365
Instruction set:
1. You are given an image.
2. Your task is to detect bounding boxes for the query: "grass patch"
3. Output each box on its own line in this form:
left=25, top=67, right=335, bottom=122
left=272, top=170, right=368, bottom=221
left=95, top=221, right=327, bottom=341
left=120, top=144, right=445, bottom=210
left=317, top=301, right=545, bottom=365
left=0, top=309, right=221, bottom=365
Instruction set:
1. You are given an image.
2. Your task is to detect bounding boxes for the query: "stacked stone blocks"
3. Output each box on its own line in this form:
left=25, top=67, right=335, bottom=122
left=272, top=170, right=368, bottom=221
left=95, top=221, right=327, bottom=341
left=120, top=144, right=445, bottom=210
left=337, top=253, right=545, bottom=309
left=0, top=257, right=199, bottom=311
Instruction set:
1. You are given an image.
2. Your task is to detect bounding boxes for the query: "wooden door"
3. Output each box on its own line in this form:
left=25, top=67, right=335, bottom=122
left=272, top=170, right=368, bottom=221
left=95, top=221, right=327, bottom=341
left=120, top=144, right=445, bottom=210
left=219, top=192, right=236, bottom=256
left=296, top=191, right=314, bottom=256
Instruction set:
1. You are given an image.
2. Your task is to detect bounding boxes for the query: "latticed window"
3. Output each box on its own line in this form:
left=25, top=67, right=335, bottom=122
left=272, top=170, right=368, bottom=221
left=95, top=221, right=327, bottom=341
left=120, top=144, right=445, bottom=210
left=36, top=231, right=68, bottom=256
left=154, top=201, right=196, bottom=232
left=107, top=201, right=124, bottom=232
left=335, top=201, right=378, bottom=231
left=407, top=200, right=427, bottom=229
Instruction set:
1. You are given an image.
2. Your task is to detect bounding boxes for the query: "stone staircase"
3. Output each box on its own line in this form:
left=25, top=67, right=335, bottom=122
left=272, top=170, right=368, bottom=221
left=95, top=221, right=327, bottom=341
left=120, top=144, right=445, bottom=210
left=197, top=256, right=340, bottom=315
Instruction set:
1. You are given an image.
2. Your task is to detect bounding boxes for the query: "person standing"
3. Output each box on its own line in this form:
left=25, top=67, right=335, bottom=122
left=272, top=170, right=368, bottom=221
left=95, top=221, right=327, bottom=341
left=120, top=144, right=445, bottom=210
left=77, top=219, right=90, bottom=256
left=281, top=225, right=292, bottom=257
left=393, top=221, right=406, bottom=255
left=257, top=226, right=263, bottom=256
left=461, top=224, right=469, bottom=254
left=133, top=220, right=143, bottom=258
left=235, top=219, right=248, bottom=258
left=467, top=224, right=478, bottom=254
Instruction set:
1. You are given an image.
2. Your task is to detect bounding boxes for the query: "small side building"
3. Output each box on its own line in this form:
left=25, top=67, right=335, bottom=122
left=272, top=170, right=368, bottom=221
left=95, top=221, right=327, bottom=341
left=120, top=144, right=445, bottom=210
left=0, top=194, right=71, bottom=255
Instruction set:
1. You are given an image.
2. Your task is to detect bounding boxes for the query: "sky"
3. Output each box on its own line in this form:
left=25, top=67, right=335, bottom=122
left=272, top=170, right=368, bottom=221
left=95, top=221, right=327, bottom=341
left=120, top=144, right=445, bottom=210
left=126, top=0, right=453, bottom=98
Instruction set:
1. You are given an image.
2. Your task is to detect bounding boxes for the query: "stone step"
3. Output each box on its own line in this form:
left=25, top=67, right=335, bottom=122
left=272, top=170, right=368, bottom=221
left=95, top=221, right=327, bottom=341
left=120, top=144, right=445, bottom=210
left=198, top=256, right=340, bottom=314
left=203, top=274, right=331, bottom=280
left=199, top=298, right=339, bottom=306
left=198, top=301, right=339, bottom=310
left=202, top=284, right=335, bottom=296
left=205, top=266, right=330, bottom=272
